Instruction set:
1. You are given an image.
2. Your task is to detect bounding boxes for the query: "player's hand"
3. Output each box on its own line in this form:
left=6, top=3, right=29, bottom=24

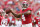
left=10, top=9, right=16, bottom=13
left=10, top=9, right=13, bottom=12
left=10, top=8, right=13, bottom=11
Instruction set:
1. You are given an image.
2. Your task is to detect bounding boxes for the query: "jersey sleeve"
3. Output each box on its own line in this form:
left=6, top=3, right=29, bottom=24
left=22, top=7, right=32, bottom=13
left=26, top=7, right=32, bottom=11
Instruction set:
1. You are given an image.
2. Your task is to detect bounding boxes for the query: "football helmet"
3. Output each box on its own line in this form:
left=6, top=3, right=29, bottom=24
left=37, top=11, right=40, bottom=16
left=22, top=0, right=28, bottom=9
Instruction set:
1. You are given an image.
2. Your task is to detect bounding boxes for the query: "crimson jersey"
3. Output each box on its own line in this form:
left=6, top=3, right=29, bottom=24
left=0, top=16, right=3, bottom=25
left=34, top=16, right=40, bottom=24
left=34, top=16, right=40, bottom=27
left=2, top=18, right=10, bottom=26
left=11, top=18, right=16, bottom=25
left=22, top=7, right=32, bottom=24
left=5, top=18, right=10, bottom=24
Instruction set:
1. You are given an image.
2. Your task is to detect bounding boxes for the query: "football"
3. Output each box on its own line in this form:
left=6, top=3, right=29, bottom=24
left=5, top=9, right=11, bottom=14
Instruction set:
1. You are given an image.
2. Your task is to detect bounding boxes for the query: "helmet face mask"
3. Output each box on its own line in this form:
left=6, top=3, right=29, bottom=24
left=22, top=4, right=28, bottom=7
left=22, top=1, right=28, bottom=9
left=22, top=4, right=28, bottom=9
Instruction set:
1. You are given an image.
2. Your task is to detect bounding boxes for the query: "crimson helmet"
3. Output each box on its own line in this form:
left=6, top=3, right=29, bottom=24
left=22, top=1, right=28, bottom=9
left=37, top=11, right=40, bottom=16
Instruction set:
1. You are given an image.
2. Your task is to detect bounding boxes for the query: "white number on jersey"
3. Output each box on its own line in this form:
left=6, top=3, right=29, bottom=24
left=22, top=15, right=25, bottom=21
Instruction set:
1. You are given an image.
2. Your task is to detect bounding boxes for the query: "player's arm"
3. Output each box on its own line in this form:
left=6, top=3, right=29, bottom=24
left=12, top=12, right=22, bottom=18
left=24, top=10, right=31, bottom=15
left=10, top=9, right=22, bottom=18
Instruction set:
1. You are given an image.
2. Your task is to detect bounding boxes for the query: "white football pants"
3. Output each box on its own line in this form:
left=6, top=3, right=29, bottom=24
left=22, top=23, right=32, bottom=27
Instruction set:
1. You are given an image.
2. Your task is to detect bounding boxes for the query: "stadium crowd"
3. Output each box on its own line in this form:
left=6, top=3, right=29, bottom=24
left=0, top=0, right=40, bottom=27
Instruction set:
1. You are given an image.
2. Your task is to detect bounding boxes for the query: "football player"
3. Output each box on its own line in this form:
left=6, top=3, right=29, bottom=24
left=1, top=14, right=10, bottom=27
left=22, top=0, right=32, bottom=27
left=11, top=16, right=16, bottom=27
left=34, top=11, right=40, bottom=27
